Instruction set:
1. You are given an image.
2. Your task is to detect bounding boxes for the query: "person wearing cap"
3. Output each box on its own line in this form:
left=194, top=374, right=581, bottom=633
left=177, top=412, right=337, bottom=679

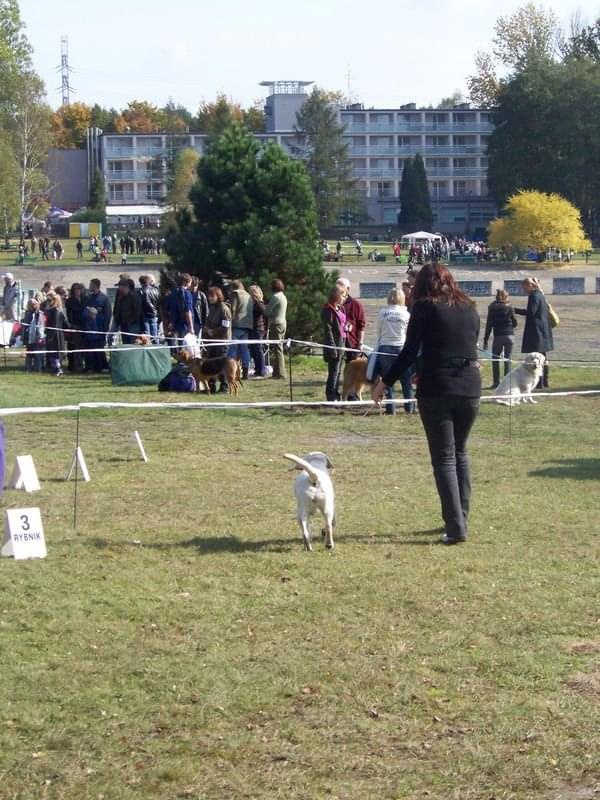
left=2, top=273, right=18, bottom=322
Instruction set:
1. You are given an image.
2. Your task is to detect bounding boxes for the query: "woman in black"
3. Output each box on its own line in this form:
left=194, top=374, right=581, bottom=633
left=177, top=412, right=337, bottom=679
left=372, top=263, right=481, bottom=544
left=515, top=277, right=553, bottom=387
left=483, top=289, right=517, bottom=388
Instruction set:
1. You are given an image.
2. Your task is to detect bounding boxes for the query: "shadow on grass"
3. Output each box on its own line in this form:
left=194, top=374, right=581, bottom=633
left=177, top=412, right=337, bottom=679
left=529, top=458, right=600, bottom=481
left=90, top=529, right=441, bottom=553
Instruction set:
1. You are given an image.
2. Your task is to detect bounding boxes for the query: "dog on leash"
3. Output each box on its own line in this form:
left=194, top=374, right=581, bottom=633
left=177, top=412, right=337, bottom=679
left=284, top=452, right=336, bottom=551
left=178, top=350, right=242, bottom=395
left=494, top=352, right=546, bottom=406
left=342, top=354, right=368, bottom=401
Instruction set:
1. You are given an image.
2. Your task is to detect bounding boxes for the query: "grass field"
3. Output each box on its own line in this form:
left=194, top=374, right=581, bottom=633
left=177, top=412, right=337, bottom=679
left=1, top=356, right=600, bottom=799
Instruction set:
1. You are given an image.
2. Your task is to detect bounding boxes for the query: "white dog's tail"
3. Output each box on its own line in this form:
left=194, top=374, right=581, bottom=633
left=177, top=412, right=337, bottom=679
left=283, top=453, right=321, bottom=486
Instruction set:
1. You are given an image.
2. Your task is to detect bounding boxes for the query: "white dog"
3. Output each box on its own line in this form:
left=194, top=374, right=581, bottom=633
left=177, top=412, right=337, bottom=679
left=284, top=452, right=336, bottom=551
left=494, top=352, right=546, bottom=406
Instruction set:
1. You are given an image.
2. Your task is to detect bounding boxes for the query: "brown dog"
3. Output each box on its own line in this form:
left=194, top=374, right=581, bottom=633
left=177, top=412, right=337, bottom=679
left=178, top=351, right=242, bottom=395
left=342, top=355, right=368, bottom=400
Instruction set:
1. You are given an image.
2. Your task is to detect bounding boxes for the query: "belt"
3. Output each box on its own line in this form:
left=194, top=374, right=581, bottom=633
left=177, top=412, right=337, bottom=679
left=435, top=357, right=479, bottom=368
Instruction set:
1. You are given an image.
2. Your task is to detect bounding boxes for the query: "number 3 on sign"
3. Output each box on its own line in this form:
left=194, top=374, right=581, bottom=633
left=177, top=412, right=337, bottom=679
left=2, top=508, right=47, bottom=560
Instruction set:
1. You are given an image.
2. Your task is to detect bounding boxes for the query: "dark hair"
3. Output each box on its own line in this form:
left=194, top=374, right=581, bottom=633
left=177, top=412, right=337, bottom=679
left=271, top=278, right=284, bottom=293
left=496, top=289, right=509, bottom=303
left=412, top=262, right=474, bottom=307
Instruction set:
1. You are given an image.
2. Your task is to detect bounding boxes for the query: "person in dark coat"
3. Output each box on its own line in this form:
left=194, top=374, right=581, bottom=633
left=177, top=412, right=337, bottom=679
left=514, top=277, right=553, bottom=387
left=371, top=263, right=481, bottom=545
left=483, top=289, right=518, bottom=388
left=43, top=291, right=67, bottom=376
left=65, top=283, right=87, bottom=372
left=321, top=284, right=347, bottom=402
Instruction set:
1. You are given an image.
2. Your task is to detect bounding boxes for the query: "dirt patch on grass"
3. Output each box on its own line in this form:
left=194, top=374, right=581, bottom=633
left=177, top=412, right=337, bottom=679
left=569, top=641, right=600, bottom=654
left=547, top=782, right=600, bottom=799
left=565, top=670, right=600, bottom=698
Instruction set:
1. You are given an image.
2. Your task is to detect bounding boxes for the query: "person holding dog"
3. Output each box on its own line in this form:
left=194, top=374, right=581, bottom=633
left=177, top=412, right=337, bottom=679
left=321, top=284, right=347, bottom=402
left=371, top=262, right=481, bottom=544
left=514, top=277, right=553, bottom=388
left=483, top=289, right=517, bottom=388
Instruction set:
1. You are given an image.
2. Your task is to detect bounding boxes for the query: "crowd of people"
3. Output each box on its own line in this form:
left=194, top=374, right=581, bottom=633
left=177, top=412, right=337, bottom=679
left=2, top=272, right=289, bottom=387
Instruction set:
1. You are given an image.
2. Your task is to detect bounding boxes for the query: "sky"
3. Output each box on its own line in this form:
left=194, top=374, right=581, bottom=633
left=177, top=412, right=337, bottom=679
left=18, top=0, right=600, bottom=112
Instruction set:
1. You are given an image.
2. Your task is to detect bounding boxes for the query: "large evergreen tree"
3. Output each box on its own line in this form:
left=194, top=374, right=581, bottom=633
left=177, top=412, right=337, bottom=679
left=399, top=155, right=433, bottom=230
left=166, top=123, right=334, bottom=339
left=293, top=88, right=355, bottom=229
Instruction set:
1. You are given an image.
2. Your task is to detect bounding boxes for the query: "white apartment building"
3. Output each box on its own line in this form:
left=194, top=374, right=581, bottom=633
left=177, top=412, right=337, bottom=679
left=98, top=82, right=497, bottom=233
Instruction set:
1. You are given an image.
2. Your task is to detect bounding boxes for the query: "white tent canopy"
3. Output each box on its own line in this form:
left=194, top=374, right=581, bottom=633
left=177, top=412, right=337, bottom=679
left=400, top=231, right=443, bottom=244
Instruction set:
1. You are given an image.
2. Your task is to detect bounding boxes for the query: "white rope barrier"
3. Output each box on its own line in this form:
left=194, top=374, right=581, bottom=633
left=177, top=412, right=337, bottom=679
left=1, top=390, right=600, bottom=418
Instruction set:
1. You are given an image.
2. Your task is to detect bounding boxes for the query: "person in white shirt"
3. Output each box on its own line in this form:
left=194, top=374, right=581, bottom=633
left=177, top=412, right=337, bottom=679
left=375, top=287, right=416, bottom=415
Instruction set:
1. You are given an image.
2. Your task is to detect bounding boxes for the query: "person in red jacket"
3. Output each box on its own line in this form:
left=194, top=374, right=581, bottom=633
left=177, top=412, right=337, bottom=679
left=336, top=278, right=366, bottom=401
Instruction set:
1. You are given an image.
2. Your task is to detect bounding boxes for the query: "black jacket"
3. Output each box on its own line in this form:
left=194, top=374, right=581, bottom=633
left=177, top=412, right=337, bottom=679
left=514, top=289, right=554, bottom=353
left=383, top=299, right=481, bottom=398
left=483, top=301, right=517, bottom=344
left=321, top=304, right=345, bottom=362
left=139, top=285, right=159, bottom=318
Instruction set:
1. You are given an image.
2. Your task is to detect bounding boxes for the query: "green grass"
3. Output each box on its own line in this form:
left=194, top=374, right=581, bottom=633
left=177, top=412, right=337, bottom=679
left=0, top=237, right=167, bottom=271
left=1, top=360, right=600, bottom=799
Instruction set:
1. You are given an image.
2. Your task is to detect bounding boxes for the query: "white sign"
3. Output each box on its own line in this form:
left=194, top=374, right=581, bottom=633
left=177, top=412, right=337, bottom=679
left=9, top=455, right=41, bottom=492
left=66, top=447, right=90, bottom=482
left=133, top=430, right=148, bottom=463
left=2, top=508, right=47, bottom=559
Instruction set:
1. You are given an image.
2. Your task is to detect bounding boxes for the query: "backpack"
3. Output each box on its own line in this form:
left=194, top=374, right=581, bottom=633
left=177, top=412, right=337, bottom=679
left=158, top=365, right=197, bottom=393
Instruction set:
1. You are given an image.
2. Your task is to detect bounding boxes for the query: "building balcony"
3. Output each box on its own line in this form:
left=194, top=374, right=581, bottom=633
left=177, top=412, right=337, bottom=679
left=348, top=144, right=485, bottom=157
left=342, top=121, right=493, bottom=134
left=104, top=144, right=165, bottom=157
left=354, top=168, right=399, bottom=178
left=108, top=192, right=137, bottom=203
left=107, top=170, right=167, bottom=181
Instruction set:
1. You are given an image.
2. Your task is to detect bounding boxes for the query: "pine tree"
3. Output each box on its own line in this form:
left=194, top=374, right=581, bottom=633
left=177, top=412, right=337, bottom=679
left=293, top=88, right=356, bottom=229
left=166, top=123, right=334, bottom=339
left=89, top=167, right=106, bottom=210
left=399, top=156, right=433, bottom=229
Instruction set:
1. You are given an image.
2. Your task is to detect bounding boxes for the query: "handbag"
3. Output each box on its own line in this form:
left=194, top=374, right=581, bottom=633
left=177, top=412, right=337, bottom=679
left=547, top=303, right=560, bottom=328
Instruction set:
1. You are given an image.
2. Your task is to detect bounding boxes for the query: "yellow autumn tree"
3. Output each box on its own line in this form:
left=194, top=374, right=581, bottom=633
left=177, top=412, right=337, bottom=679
left=488, top=190, right=591, bottom=252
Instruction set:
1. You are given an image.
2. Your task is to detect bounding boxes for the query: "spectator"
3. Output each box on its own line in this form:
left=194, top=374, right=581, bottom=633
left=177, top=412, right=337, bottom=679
left=483, top=289, right=518, bottom=389
left=189, top=276, right=209, bottom=339
left=22, top=298, right=45, bottom=372
left=166, top=273, right=194, bottom=343
left=228, top=279, right=254, bottom=380
left=248, top=284, right=267, bottom=378
left=265, top=279, right=287, bottom=380
left=204, top=286, right=232, bottom=393
left=43, top=291, right=67, bottom=376
left=321, top=284, right=347, bottom=402
left=76, top=239, right=83, bottom=260
left=112, top=277, right=143, bottom=341
left=372, top=263, right=481, bottom=545
left=337, top=277, right=366, bottom=401
left=83, top=279, right=112, bottom=372
left=375, top=287, right=415, bottom=415
left=1, top=273, right=18, bottom=321
left=514, top=277, right=553, bottom=388
left=139, top=274, right=160, bottom=343
left=65, top=283, right=87, bottom=372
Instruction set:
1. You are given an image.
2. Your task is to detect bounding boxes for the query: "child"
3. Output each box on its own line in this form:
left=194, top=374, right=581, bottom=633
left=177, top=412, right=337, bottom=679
left=22, top=299, right=46, bottom=372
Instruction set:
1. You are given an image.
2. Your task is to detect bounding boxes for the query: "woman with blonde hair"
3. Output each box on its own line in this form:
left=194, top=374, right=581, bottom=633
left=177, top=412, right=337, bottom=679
left=44, top=291, right=68, bottom=376
left=483, top=288, right=517, bottom=388
left=515, top=277, right=553, bottom=387
left=375, top=286, right=415, bottom=414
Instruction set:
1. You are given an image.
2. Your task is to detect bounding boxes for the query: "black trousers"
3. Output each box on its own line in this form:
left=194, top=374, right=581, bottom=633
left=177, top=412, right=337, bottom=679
left=418, top=396, right=480, bottom=540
